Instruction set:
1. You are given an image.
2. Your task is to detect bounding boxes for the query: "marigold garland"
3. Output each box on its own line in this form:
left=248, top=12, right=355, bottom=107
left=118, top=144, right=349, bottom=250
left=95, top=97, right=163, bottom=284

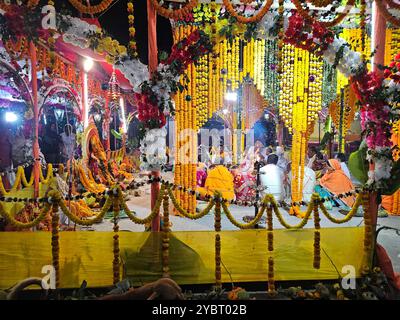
left=222, top=0, right=274, bottom=24
left=214, top=198, right=222, bottom=289
left=266, top=204, right=275, bottom=294
left=47, top=0, right=56, bottom=77
left=112, top=198, right=120, bottom=285
left=292, top=0, right=355, bottom=27
left=150, top=0, right=198, bottom=20
left=68, top=0, right=114, bottom=15
left=0, top=201, right=52, bottom=229
left=361, top=192, right=374, bottom=275
left=319, top=194, right=363, bottom=223
left=360, top=0, right=367, bottom=61
left=313, top=200, right=321, bottom=269
left=162, top=193, right=170, bottom=277
left=221, top=201, right=265, bottom=229
left=51, top=201, right=60, bottom=288
left=306, top=0, right=334, bottom=6
left=127, top=1, right=138, bottom=58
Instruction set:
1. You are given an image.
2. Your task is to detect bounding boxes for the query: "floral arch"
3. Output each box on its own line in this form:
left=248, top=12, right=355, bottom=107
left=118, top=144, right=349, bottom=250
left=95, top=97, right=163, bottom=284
left=136, top=10, right=399, bottom=192
left=38, top=78, right=82, bottom=121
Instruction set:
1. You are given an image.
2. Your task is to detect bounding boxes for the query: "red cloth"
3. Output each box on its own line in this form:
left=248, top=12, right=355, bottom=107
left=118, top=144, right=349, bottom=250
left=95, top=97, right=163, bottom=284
left=376, top=243, right=400, bottom=290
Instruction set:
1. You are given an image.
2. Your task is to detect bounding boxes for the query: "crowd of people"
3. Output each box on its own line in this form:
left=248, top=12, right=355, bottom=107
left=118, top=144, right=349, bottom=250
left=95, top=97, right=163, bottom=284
left=40, top=123, right=77, bottom=165
left=195, top=142, right=358, bottom=214
left=0, top=121, right=76, bottom=189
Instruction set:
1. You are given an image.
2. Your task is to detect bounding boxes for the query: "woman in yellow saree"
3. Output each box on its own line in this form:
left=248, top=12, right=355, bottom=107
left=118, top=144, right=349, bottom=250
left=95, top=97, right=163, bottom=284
left=197, top=165, right=235, bottom=201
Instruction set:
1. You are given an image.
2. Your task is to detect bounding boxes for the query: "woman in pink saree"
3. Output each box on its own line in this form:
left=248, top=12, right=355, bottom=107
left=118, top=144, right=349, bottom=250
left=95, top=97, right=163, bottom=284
left=231, top=149, right=256, bottom=202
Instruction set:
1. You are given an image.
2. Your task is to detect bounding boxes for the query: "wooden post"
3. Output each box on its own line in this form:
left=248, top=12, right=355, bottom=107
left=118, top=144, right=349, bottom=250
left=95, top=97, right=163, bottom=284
left=30, top=41, right=40, bottom=198
left=148, top=0, right=160, bottom=232
left=369, top=3, right=386, bottom=226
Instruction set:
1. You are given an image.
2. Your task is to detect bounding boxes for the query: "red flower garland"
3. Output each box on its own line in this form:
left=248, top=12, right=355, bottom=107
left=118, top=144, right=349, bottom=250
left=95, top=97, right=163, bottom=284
left=285, top=12, right=334, bottom=55
left=135, top=29, right=212, bottom=129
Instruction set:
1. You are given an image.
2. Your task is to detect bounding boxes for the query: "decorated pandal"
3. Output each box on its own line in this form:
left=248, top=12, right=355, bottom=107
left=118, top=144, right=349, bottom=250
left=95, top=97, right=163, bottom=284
left=0, top=0, right=399, bottom=300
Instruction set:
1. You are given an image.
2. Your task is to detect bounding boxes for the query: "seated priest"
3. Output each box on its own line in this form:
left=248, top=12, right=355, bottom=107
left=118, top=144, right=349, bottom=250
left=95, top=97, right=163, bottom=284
left=259, top=154, right=285, bottom=202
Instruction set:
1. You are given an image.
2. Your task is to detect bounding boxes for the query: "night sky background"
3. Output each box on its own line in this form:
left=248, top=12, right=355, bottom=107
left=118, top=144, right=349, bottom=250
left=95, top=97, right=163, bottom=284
left=55, top=0, right=173, bottom=66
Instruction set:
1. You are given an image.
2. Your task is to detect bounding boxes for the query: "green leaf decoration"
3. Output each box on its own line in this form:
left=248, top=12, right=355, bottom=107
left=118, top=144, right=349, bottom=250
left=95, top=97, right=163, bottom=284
left=111, top=129, right=122, bottom=140
left=348, top=145, right=368, bottom=184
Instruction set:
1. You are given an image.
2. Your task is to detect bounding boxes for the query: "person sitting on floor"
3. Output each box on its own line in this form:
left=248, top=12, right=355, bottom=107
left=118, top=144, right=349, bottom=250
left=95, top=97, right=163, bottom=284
left=317, top=159, right=355, bottom=209
left=230, top=164, right=256, bottom=202
left=197, top=164, right=235, bottom=202
left=259, top=154, right=284, bottom=202
left=335, top=152, right=351, bottom=179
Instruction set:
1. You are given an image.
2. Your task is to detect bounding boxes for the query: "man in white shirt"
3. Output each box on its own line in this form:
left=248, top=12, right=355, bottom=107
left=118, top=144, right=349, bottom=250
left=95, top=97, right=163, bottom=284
left=61, top=124, right=76, bottom=162
left=335, top=153, right=351, bottom=179
left=288, top=165, right=317, bottom=203
left=260, top=154, right=284, bottom=202
left=275, top=146, right=288, bottom=172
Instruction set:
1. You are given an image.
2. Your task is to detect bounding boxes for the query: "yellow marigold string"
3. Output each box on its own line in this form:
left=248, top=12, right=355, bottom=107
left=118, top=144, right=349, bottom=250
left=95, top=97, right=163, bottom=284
left=267, top=257, right=276, bottom=294
left=150, top=0, right=198, bottom=20
left=270, top=195, right=314, bottom=229
left=112, top=196, right=120, bottom=285
left=51, top=200, right=60, bottom=288
left=39, top=164, right=54, bottom=184
left=214, top=198, right=222, bottom=289
left=68, top=0, right=114, bottom=15
left=313, top=199, right=321, bottom=269
left=167, top=187, right=215, bottom=220
left=121, top=185, right=165, bottom=225
left=162, top=192, right=170, bottom=277
left=0, top=169, right=23, bottom=195
left=127, top=1, right=138, bottom=58
left=318, top=194, right=362, bottom=224
left=361, top=192, right=373, bottom=275
left=59, top=193, right=113, bottom=226
left=221, top=200, right=265, bottom=229
left=292, top=0, right=355, bottom=27
left=0, top=201, right=52, bottom=229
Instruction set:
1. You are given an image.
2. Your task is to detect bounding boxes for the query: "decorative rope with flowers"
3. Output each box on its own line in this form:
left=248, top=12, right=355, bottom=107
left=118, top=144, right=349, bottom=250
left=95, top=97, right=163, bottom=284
left=51, top=198, right=60, bottom=288
left=266, top=204, right=276, bottom=294
left=112, top=196, right=120, bottom=285
left=214, top=196, right=222, bottom=290
left=292, top=0, right=355, bottom=27
left=162, top=192, right=170, bottom=277
left=313, top=199, right=321, bottom=269
left=68, top=0, right=114, bottom=15
left=127, top=1, right=138, bottom=59
left=150, top=0, right=198, bottom=20
left=222, top=0, right=274, bottom=24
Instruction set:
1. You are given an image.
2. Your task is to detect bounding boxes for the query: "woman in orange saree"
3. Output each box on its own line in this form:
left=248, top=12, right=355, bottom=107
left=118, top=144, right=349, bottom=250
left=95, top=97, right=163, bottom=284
left=319, top=159, right=355, bottom=208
